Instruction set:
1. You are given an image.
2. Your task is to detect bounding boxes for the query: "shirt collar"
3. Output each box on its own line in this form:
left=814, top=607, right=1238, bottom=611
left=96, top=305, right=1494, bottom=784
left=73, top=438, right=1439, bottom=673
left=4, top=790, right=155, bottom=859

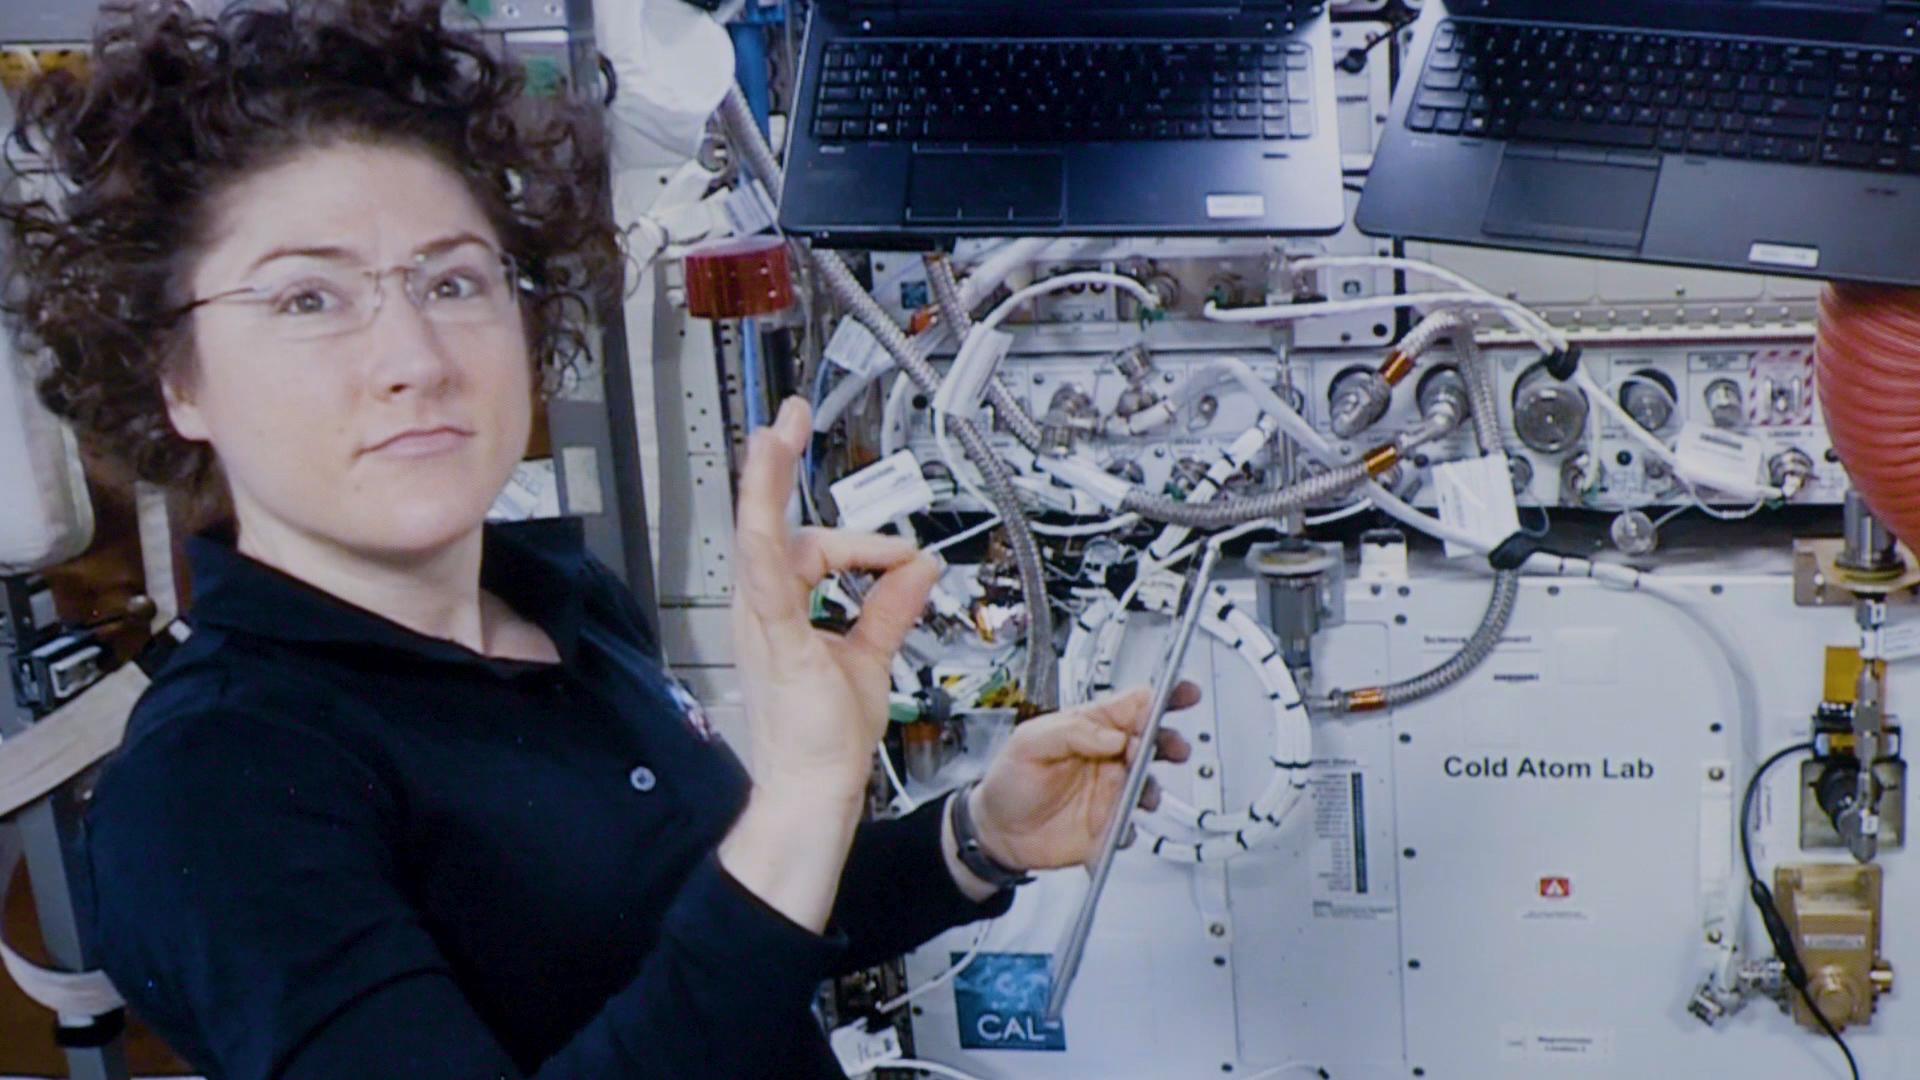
left=183, top=518, right=591, bottom=668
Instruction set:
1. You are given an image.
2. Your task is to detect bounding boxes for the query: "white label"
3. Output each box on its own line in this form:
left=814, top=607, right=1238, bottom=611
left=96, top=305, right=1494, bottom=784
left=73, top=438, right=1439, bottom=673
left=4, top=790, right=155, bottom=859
left=1206, top=193, right=1267, bottom=219
left=823, top=319, right=894, bottom=380
left=560, top=446, right=604, bottom=515
left=830, top=450, right=936, bottom=533
left=1675, top=422, right=1764, bottom=496
left=1880, top=620, right=1920, bottom=662
left=1499, top=1026, right=1616, bottom=1062
left=721, top=178, right=778, bottom=237
left=1433, top=453, right=1522, bottom=559
left=1309, top=769, right=1395, bottom=920
left=1804, top=933, right=1870, bottom=952
left=487, top=458, right=563, bottom=522
left=829, top=1021, right=903, bottom=1074
left=1749, top=241, right=1821, bottom=270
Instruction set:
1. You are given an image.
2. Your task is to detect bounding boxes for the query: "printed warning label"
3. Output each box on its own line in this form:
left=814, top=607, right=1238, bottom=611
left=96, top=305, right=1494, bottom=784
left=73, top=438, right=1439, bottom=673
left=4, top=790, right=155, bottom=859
left=1310, top=770, right=1395, bottom=921
left=1499, top=1026, right=1616, bottom=1062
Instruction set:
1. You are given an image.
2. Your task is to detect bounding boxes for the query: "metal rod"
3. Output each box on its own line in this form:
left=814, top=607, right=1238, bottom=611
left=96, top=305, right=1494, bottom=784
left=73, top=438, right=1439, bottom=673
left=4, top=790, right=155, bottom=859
left=1046, top=543, right=1221, bottom=1022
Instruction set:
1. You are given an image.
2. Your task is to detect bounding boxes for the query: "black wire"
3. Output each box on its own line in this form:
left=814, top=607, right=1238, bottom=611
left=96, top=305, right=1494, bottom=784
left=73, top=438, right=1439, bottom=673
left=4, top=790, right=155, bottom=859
left=1339, top=14, right=1416, bottom=74
left=1738, top=741, right=1812, bottom=885
left=1739, top=740, right=1862, bottom=1080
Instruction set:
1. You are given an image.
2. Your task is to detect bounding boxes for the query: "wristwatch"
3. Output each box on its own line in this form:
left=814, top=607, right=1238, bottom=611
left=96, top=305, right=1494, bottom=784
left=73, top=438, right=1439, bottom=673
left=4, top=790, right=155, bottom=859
left=949, top=781, right=1033, bottom=891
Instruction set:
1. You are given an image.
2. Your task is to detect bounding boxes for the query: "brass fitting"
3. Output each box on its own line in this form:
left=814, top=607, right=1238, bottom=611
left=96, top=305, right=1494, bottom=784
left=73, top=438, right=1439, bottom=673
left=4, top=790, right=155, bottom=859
left=1379, top=349, right=1415, bottom=386
left=1346, top=687, right=1388, bottom=713
left=1363, top=443, right=1402, bottom=477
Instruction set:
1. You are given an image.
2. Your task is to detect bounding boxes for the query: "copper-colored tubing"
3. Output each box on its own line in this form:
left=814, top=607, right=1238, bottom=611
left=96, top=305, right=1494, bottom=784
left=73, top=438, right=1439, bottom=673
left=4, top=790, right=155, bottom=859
left=1817, top=285, right=1920, bottom=552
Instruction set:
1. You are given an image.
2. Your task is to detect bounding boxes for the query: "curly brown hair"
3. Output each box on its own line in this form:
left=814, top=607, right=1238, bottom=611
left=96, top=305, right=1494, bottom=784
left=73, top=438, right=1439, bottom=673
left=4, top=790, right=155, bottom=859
left=0, top=0, right=622, bottom=497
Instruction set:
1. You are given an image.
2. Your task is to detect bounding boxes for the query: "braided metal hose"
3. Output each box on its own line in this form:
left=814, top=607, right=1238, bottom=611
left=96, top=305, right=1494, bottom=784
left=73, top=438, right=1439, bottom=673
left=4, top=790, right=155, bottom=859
left=1122, top=461, right=1371, bottom=529
left=924, top=256, right=1045, bottom=451
left=719, top=91, right=1059, bottom=707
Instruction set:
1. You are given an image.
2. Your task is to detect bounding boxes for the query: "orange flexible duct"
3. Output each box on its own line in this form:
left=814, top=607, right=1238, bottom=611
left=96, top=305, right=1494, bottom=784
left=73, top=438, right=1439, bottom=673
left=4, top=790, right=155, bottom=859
left=1817, top=285, right=1920, bottom=552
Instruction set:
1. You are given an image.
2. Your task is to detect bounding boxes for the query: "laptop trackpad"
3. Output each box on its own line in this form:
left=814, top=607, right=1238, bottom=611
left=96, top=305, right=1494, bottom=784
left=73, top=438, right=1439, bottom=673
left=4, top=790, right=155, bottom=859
left=1481, top=150, right=1657, bottom=249
left=906, top=152, right=1065, bottom=224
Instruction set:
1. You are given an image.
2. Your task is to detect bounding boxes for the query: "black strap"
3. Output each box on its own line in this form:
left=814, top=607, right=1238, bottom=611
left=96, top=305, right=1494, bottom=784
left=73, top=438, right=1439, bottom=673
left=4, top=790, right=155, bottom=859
left=1543, top=344, right=1584, bottom=381
left=1488, top=532, right=1545, bottom=572
left=53, top=1008, right=125, bottom=1049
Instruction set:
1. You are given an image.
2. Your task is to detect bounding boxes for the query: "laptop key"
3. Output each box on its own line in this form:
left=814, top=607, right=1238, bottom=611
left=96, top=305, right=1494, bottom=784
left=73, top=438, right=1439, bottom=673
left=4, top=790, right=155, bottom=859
left=1408, top=106, right=1439, bottom=131
left=1212, top=119, right=1259, bottom=138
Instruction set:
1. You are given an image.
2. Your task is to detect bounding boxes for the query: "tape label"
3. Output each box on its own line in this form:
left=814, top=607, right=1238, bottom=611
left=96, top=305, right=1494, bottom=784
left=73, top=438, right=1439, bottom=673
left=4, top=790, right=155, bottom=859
left=1675, top=422, right=1763, bottom=496
left=1206, top=193, right=1267, bottom=219
left=1748, top=241, right=1820, bottom=270
left=1433, top=452, right=1522, bottom=559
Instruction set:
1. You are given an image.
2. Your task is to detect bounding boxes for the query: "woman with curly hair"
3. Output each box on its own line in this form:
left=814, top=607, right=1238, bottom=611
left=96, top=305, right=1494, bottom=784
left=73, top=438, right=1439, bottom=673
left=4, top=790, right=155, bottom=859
left=0, top=2, right=1194, bottom=1077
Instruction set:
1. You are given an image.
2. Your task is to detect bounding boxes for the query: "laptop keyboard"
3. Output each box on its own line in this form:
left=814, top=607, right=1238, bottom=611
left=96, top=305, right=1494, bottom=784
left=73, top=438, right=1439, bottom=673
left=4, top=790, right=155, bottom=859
left=1411, top=21, right=1920, bottom=172
left=813, top=39, right=1319, bottom=143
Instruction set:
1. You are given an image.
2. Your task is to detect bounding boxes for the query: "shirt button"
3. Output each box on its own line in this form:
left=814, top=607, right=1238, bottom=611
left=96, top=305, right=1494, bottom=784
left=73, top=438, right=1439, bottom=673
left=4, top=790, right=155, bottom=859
left=628, top=765, right=657, bottom=793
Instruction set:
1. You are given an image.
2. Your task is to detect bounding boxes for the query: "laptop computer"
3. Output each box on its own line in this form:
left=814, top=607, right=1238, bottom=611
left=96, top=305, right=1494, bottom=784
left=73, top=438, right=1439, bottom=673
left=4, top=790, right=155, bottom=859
left=1354, top=1, right=1920, bottom=286
left=777, top=0, right=1347, bottom=246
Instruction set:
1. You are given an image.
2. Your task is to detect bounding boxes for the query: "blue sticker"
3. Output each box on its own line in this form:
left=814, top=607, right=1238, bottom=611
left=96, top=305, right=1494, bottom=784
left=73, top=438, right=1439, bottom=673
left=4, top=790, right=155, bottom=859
left=953, top=952, right=1067, bottom=1052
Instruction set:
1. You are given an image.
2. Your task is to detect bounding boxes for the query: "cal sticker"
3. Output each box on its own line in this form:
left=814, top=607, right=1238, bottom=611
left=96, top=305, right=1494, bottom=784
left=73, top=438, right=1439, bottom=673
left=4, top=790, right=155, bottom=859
left=1206, top=193, right=1266, bottom=219
left=954, top=954, right=1066, bottom=1051
left=1748, top=241, right=1820, bottom=270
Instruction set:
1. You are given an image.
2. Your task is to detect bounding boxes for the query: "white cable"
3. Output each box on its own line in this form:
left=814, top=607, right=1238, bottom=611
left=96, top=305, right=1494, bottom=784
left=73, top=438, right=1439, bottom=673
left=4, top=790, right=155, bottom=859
left=1305, top=499, right=1373, bottom=526
left=877, top=919, right=993, bottom=1015
left=1290, top=254, right=1568, bottom=351
left=1204, top=290, right=1561, bottom=354
left=877, top=742, right=918, bottom=814
left=1031, top=514, right=1142, bottom=537
left=926, top=516, right=1004, bottom=555
left=877, top=1060, right=993, bottom=1080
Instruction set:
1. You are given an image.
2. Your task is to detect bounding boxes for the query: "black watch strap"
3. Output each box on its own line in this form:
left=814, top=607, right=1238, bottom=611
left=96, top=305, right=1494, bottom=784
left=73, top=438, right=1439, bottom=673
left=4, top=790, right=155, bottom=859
left=949, top=781, right=1033, bottom=891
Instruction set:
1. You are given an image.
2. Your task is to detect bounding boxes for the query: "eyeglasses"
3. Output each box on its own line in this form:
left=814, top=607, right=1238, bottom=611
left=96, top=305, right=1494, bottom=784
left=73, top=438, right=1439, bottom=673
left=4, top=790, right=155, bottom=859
left=179, top=241, right=525, bottom=342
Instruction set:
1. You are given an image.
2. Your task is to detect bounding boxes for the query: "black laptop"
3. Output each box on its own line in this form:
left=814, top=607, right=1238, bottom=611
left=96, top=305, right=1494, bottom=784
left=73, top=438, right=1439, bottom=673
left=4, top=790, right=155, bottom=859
left=778, top=0, right=1348, bottom=246
left=1355, top=0, right=1920, bottom=286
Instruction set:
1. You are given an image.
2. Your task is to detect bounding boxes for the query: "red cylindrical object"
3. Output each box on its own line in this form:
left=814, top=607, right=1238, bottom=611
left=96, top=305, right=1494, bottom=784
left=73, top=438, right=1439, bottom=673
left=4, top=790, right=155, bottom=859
left=683, top=235, right=794, bottom=319
left=1816, top=284, right=1920, bottom=551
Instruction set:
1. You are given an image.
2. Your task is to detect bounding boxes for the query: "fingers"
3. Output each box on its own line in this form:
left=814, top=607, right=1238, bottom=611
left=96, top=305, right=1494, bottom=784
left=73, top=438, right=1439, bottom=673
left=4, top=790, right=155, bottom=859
left=1082, top=680, right=1204, bottom=736
left=788, top=528, right=922, bottom=585
left=1140, top=775, right=1161, bottom=813
left=736, top=399, right=809, bottom=541
left=1018, top=711, right=1130, bottom=764
left=1155, top=728, right=1191, bottom=764
left=847, top=551, right=944, bottom=661
left=733, top=399, right=813, bottom=631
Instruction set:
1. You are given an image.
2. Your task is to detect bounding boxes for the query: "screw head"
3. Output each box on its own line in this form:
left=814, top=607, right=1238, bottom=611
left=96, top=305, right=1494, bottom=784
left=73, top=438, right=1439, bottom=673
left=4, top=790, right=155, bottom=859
left=1198, top=764, right=1217, bottom=779
left=1708, top=766, right=1727, bottom=782
left=1209, top=922, right=1227, bottom=937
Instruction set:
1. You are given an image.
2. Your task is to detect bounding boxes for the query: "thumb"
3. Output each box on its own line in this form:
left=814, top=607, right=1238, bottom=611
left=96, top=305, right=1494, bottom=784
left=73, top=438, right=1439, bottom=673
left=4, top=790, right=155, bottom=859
left=846, top=552, right=942, bottom=660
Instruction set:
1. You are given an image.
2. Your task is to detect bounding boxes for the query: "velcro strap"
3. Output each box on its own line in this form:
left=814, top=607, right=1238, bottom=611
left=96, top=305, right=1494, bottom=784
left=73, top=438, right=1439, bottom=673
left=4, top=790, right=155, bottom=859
left=1488, top=532, right=1544, bottom=572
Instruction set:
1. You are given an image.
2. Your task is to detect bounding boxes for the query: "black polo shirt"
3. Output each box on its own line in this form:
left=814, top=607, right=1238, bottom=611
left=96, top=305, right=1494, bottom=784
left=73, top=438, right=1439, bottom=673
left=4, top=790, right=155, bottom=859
left=77, top=519, right=1010, bottom=1079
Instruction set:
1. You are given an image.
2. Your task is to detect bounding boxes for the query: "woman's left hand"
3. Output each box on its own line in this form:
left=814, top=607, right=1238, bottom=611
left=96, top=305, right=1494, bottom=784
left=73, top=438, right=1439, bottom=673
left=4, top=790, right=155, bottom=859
left=965, top=683, right=1200, bottom=872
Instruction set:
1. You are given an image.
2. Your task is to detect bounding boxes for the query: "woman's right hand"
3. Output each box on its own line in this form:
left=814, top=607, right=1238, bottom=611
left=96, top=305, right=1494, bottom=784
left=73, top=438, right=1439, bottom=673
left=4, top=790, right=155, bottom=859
left=718, top=397, right=942, bottom=931
left=728, top=396, right=943, bottom=801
